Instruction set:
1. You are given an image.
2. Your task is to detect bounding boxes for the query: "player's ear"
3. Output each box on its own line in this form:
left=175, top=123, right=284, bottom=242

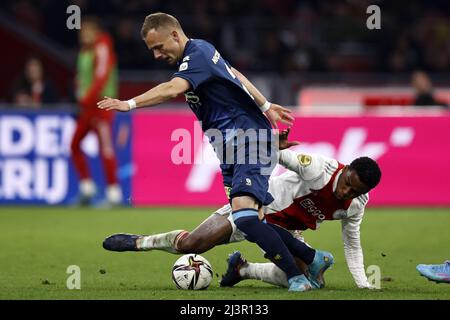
left=171, top=30, right=179, bottom=42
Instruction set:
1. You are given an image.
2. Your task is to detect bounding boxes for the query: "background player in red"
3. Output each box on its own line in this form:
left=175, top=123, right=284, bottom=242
left=71, top=17, right=123, bottom=206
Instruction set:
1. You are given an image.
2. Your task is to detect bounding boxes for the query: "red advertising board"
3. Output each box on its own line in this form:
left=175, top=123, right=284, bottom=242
left=133, top=110, right=450, bottom=207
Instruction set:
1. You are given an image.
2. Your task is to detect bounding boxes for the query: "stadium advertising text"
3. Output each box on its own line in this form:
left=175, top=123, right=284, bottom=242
left=132, top=112, right=450, bottom=206
left=0, top=112, right=131, bottom=205
left=2, top=111, right=449, bottom=206
left=0, top=115, right=75, bottom=203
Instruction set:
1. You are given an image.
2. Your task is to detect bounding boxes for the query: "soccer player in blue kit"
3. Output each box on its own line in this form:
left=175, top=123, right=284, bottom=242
left=98, top=12, right=331, bottom=291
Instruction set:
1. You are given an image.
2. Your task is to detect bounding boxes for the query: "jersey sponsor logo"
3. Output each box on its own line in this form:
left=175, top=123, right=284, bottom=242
left=179, top=62, right=188, bottom=72
left=184, top=91, right=200, bottom=104
left=212, top=50, right=220, bottom=64
left=300, top=198, right=326, bottom=220
left=297, top=154, right=312, bottom=167
left=184, top=91, right=202, bottom=113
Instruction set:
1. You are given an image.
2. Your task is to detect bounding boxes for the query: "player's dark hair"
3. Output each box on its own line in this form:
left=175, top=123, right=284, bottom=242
left=349, top=157, right=381, bottom=191
left=141, top=12, right=181, bottom=39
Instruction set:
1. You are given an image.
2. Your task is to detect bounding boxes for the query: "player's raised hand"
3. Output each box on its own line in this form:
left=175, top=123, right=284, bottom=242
left=97, top=96, right=130, bottom=112
left=278, top=128, right=300, bottom=150
left=264, top=103, right=295, bottom=129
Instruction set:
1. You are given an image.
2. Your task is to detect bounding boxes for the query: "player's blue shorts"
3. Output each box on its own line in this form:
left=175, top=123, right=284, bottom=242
left=221, top=162, right=274, bottom=206
left=213, top=116, right=276, bottom=206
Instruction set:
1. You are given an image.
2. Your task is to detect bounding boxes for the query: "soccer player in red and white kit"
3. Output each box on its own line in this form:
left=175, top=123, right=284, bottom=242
left=219, top=148, right=381, bottom=289
left=103, top=130, right=382, bottom=289
left=71, top=17, right=122, bottom=206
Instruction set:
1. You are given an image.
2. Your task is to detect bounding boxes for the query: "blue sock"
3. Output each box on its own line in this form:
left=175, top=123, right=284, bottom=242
left=268, top=223, right=316, bottom=265
left=233, top=209, right=300, bottom=279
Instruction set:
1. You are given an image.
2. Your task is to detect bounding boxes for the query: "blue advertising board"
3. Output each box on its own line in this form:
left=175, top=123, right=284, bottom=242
left=0, top=109, right=131, bottom=205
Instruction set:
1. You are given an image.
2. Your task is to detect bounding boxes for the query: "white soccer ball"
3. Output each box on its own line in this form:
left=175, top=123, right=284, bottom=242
left=172, top=254, right=213, bottom=290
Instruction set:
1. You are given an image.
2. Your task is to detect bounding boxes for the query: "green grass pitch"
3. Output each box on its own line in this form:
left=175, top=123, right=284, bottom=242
left=0, top=207, right=449, bottom=300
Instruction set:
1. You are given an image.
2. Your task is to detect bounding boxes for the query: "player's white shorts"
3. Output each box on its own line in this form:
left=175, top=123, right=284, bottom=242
left=213, top=204, right=246, bottom=243
left=213, top=204, right=308, bottom=245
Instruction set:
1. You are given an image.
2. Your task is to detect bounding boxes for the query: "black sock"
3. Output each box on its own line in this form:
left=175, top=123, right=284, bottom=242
left=268, top=223, right=316, bottom=265
left=233, top=209, right=300, bottom=280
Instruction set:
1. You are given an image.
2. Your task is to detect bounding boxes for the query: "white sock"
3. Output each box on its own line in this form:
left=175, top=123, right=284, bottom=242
left=106, top=184, right=123, bottom=204
left=137, top=230, right=186, bottom=254
left=240, top=262, right=289, bottom=288
left=80, top=179, right=96, bottom=197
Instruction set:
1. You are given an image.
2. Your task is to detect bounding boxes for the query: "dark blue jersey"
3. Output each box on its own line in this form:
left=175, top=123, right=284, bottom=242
left=172, top=39, right=271, bottom=134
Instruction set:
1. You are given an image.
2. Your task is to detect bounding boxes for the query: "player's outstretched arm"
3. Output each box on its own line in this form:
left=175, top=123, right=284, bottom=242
left=341, top=214, right=376, bottom=289
left=97, top=77, right=190, bottom=112
left=231, top=67, right=294, bottom=129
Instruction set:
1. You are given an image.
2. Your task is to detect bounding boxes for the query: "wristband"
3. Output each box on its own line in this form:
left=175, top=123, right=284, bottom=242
left=260, top=100, right=271, bottom=112
left=127, top=99, right=137, bottom=111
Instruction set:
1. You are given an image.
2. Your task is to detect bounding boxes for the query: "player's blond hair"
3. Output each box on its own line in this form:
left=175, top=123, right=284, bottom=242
left=140, top=12, right=182, bottom=39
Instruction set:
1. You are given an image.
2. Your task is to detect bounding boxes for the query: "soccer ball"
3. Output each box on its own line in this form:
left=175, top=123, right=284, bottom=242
left=172, top=254, right=213, bottom=290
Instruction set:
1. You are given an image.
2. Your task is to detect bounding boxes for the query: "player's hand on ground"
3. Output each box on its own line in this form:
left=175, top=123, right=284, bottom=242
left=278, top=127, right=300, bottom=150
left=264, top=103, right=295, bottom=129
left=97, top=96, right=130, bottom=112
left=358, top=282, right=379, bottom=289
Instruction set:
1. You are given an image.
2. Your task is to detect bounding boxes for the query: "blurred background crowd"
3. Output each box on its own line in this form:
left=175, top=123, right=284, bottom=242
left=1, top=0, right=450, bottom=106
